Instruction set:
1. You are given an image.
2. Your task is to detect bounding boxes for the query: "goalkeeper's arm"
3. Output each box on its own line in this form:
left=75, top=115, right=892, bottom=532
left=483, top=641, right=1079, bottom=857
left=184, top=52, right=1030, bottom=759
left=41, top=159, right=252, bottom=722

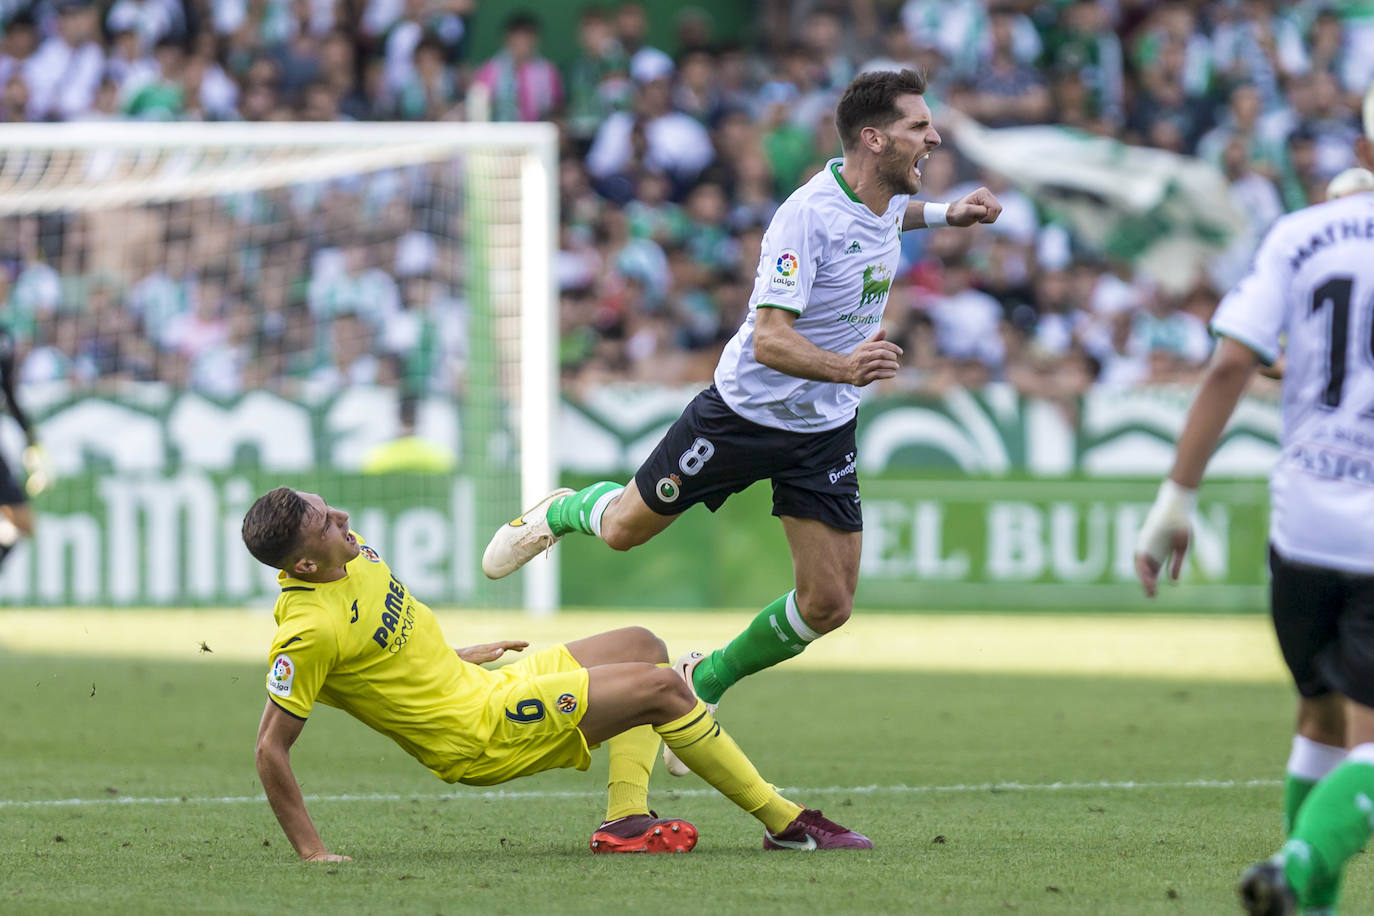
left=0, top=330, right=33, bottom=441
left=0, top=329, right=32, bottom=439
left=1134, top=337, right=1259, bottom=596
left=0, top=329, right=51, bottom=495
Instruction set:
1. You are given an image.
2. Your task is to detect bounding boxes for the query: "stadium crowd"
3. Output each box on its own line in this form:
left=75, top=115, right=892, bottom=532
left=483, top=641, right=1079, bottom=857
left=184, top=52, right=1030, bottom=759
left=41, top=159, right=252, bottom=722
left=0, top=0, right=1369, bottom=401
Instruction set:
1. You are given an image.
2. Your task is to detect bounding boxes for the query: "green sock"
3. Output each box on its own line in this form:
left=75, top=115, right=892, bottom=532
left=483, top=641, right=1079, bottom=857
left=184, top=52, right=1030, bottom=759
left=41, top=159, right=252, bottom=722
left=1290, top=771, right=1341, bottom=913
left=1285, top=774, right=1318, bottom=836
left=1284, top=737, right=1350, bottom=911
left=692, top=590, right=819, bottom=704
left=1283, top=758, right=1374, bottom=908
left=547, top=481, right=622, bottom=537
left=1285, top=737, right=1346, bottom=835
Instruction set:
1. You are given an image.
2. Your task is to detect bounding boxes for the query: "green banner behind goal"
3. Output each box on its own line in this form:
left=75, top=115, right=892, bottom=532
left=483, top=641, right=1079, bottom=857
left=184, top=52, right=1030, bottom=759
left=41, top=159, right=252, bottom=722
left=0, top=123, right=557, bottom=611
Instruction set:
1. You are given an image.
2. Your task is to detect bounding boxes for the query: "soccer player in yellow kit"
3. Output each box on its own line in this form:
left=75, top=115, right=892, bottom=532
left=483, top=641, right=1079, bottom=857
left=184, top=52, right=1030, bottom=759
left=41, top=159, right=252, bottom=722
left=244, top=487, right=871, bottom=860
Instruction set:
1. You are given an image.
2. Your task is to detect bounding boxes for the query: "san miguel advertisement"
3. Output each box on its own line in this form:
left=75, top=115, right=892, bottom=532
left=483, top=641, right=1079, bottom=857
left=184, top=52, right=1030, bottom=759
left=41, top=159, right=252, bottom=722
left=855, top=477, right=1268, bottom=610
left=0, top=385, right=519, bottom=608
left=1, top=383, right=1277, bottom=610
left=560, top=383, right=1277, bottom=612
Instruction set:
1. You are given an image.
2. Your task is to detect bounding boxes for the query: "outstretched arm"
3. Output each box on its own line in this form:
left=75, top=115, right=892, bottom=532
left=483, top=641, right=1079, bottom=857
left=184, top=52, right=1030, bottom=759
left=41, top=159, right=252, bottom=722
left=1134, top=337, right=1260, bottom=595
left=1166, top=337, right=1261, bottom=490
left=255, top=700, right=351, bottom=862
left=753, top=306, right=902, bottom=386
left=902, top=186, right=1003, bottom=231
left=455, top=640, right=528, bottom=664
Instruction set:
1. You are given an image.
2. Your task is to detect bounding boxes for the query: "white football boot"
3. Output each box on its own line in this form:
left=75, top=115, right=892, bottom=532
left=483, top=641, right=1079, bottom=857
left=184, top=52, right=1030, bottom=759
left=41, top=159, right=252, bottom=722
left=481, top=488, right=575, bottom=579
left=662, top=651, right=719, bottom=777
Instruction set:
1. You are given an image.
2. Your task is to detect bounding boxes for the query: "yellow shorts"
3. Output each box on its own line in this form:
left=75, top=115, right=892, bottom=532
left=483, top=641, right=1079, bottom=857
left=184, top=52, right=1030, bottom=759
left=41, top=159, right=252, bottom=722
left=456, top=644, right=592, bottom=786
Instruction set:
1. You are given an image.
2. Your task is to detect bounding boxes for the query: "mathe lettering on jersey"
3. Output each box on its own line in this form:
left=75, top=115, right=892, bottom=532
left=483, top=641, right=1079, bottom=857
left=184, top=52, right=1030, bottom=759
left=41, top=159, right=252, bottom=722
left=1287, top=218, right=1374, bottom=272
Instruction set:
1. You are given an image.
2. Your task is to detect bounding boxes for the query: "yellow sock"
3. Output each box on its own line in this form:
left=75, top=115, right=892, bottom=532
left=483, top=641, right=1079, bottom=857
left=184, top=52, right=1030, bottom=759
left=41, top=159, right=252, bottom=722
left=655, top=699, right=803, bottom=834
left=604, top=724, right=658, bottom=822
left=603, top=664, right=669, bottom=822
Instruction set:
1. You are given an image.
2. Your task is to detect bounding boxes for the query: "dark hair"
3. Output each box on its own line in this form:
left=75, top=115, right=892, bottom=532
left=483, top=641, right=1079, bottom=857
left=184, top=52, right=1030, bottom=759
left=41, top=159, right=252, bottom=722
left=834, top=69, right=927, bottom=151
left=415, top=37, right=445, bottom=58
left=242, top=487, right=309, bottom=569
left=504, top=11, right=540, bottom=34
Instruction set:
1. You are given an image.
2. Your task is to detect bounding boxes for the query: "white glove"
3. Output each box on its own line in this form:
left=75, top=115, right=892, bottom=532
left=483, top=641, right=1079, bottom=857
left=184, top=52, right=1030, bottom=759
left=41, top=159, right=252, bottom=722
left=22, top=443, right=53, bottom=497
left=1134, top=479, right=1196, bottom=596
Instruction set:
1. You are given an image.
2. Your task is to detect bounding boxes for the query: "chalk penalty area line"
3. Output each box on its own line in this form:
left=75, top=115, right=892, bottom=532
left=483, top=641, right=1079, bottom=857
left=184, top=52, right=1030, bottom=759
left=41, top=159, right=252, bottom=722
left=0, top=778, right=1281, bottom=810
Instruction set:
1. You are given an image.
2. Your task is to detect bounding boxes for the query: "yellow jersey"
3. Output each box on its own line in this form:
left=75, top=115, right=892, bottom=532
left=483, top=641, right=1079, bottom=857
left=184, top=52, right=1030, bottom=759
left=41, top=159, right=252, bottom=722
left=264, top=533, right=493, bottom=782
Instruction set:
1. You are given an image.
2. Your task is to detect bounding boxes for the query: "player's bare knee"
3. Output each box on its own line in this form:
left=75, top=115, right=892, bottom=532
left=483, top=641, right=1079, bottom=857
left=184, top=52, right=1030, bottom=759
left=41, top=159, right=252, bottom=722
left=599, top=517, right=646, bottom=552
left=647, top=666, right=695, bottom=715
left=797, top=590, right=852, bottom=634
left=646, top=630, right=669, bottom=664
left=811, top=604, right=852, bottom=633
left=621, top=626, right=668, bottom=664
left=602, top=531, right=636, bottom=552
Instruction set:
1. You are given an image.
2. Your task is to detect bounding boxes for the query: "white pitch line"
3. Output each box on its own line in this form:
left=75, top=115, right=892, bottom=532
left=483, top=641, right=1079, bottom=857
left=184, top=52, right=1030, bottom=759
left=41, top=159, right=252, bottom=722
left=0, top=778, right=1281, bottom=810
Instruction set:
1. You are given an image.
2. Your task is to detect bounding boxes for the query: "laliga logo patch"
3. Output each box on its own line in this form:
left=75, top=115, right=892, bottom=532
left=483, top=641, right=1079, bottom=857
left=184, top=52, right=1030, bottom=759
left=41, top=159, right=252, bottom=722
left=769, top=248, right=800, bottom=291
left=656, top=473, right=682, bottom=504
left=268, top=654, right=294, bottom=698
left=359, top=545, right=380, bottom=563
left=556, top=693, right=578, bottom=714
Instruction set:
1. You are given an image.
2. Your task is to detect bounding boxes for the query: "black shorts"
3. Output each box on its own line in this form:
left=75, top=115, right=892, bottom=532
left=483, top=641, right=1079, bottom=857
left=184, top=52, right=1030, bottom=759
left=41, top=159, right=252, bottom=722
left=1270, top=545, right=1374, bottom=709
left=0, top=450, right=23, bottom=506
left=632, top=385, right=862, bottom=532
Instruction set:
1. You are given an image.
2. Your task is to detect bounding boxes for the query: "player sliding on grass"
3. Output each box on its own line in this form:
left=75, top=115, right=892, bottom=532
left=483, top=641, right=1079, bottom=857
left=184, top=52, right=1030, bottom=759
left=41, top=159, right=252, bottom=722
left=1134, top=86, right=1374, bottom=916
left=483, top=68, right=1000, bottom=776
left=243, top=487, right=871, bottom=861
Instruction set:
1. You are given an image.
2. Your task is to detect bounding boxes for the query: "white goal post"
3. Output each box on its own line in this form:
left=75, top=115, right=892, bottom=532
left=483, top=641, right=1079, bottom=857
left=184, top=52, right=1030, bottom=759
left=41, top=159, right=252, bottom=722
left=0, top=122, right=560, bottom=613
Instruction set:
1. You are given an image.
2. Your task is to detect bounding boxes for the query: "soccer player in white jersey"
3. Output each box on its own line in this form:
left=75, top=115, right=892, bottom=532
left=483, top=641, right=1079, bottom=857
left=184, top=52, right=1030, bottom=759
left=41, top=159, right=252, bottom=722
left=484, top=68, right=1000, bottom=775
left=1134, top=87, right=1374, bottom=916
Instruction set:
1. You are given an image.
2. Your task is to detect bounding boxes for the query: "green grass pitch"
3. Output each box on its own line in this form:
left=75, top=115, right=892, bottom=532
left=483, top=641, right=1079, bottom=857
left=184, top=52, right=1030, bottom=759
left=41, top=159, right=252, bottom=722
left=2, top=631, right=1369, bottom=914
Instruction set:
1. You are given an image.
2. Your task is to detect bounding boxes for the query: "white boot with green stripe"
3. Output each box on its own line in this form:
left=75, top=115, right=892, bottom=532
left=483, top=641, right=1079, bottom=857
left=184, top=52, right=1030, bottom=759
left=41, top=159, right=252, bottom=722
left=482, top=482, right=625, bottom=579
left=481, top=488, right=575, bottom=579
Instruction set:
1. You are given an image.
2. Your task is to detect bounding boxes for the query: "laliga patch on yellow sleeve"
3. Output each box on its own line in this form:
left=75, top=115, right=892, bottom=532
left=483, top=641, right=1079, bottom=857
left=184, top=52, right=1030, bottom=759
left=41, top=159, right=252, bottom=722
left=267, top=654, right=294, bottom=697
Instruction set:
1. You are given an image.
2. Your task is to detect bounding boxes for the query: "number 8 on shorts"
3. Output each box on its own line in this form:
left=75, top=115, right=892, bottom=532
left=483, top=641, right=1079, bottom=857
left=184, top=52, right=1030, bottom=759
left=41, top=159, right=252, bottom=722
left=678, top=438, right=715, bottom=476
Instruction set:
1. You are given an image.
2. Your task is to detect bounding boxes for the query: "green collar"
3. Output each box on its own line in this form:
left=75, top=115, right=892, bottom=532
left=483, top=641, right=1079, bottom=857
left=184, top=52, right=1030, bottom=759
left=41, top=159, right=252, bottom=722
left=829, top=161, right=862, bottom=203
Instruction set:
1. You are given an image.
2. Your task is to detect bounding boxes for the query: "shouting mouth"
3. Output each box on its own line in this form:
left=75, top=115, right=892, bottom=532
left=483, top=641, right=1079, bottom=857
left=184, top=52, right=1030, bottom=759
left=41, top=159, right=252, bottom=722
left=914, top=151, right=930, bottom=180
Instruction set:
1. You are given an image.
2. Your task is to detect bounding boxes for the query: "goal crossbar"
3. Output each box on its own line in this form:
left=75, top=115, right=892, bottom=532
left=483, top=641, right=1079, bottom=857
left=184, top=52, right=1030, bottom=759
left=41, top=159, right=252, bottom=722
left=0, top=120, right=560, bottom=613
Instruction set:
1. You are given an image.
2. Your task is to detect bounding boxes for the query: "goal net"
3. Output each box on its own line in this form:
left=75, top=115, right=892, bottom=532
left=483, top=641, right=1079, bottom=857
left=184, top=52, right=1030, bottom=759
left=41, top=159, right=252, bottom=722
left=0, top=122, right=558, bottom=612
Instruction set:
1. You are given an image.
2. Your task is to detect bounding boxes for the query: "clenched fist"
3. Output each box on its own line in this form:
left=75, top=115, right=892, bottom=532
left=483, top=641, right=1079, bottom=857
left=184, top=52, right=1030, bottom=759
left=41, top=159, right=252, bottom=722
left=947, top=187, right=1002, bottom=227
left=846, top=328, right=903, bottom=387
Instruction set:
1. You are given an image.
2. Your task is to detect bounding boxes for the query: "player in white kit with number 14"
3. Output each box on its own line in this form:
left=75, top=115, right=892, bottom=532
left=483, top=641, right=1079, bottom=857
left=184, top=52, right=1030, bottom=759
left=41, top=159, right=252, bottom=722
left=483, top=68, right=1001, bottom=781
left=1135, top=86, right=1374, bottom=916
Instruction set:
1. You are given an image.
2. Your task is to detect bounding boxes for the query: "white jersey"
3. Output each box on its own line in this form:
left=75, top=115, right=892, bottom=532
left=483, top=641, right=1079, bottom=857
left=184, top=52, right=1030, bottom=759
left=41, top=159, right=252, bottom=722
left=1210, top=191, right=1374, bottom=574
left=714, top=159, right=910, bottom=432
